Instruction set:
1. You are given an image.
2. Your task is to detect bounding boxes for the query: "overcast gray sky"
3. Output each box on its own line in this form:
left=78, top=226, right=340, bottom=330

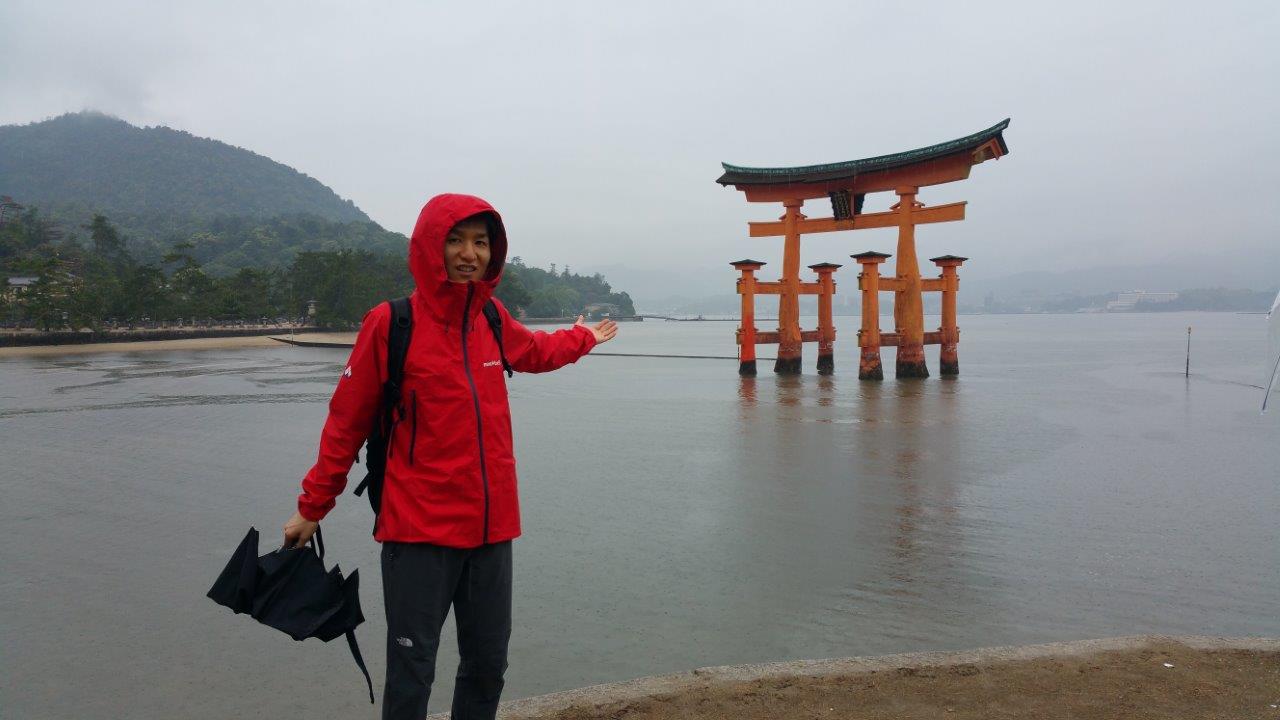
left=2, top=1, right=1277, bottom=295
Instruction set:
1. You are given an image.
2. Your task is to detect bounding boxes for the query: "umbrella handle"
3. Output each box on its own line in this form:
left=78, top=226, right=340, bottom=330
left=310, top=525, right=325, bottom=561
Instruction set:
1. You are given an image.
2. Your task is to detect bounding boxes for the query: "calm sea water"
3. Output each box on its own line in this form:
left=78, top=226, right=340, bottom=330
left=2, top=312, right=1277, bottom=718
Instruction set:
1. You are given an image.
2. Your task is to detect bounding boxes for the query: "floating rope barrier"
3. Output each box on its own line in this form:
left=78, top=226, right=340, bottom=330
left=272, top=337, right=770, bottom=361
left=588, top=352, right=776, bottom=361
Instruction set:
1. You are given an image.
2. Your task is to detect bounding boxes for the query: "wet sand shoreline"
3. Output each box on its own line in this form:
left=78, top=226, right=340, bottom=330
left=462, top=636, right=1279, bottom=720
left=0, top=331, right=357, bottom=358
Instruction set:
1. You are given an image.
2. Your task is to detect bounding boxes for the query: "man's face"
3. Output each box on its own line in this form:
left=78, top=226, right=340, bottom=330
left=444, top=218, right=491, bottom=283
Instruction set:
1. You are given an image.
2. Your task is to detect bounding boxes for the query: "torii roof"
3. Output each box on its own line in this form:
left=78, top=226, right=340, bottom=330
left=717, top=119, right=1010, bottom=187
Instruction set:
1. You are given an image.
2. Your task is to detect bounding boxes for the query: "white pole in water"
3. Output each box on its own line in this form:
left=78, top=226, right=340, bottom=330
left=1264, top=290, right=1280, bottom=412
left=1185, top=326, right=1191, bottom=378
left=1263, top=352, right=1280, bottom=413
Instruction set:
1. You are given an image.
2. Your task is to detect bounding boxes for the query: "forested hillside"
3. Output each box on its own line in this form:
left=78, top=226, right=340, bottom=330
left=0, top=112, right=368, bottom=223
left=0, top=112, right=634, bottom=326
left=1, top=209, right=633, bottom=327
left=0, top=112, right=399, bottom=269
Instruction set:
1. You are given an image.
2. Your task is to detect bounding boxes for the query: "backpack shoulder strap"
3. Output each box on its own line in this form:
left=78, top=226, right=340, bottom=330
left=353, top=297, right=412, bottom=508
left=482, top=299, right=514, bottom=378
left=386, top=297, right=413, bottom=386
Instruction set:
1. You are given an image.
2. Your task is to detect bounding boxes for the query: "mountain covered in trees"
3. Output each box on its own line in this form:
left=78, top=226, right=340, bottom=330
left=0, top=111, right=633, bottom=326
left=0, top=112, right=368, bottom=223
left=0, top=112, right=405, bottom=271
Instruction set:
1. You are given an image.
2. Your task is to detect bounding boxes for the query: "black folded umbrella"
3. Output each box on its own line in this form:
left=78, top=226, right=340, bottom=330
left=208, top=526, right=374, bottom=703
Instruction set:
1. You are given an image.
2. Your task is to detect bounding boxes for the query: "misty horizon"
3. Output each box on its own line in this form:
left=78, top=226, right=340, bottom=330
left=2, top=2, right=1276, bottom=304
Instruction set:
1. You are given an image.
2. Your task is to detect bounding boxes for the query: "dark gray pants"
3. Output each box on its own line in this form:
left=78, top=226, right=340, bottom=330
left=380, top=540, right=512, bottom=720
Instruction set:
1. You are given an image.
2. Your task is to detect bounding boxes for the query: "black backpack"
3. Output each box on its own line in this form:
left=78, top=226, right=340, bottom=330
left=353, top=297, right=513, bottom=529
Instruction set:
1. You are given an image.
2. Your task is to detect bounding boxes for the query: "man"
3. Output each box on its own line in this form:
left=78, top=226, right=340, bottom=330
left=282, top=193, right=617, bottom=719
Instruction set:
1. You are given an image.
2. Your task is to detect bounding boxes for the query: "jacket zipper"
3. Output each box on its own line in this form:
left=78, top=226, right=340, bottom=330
left=461, top=284, right=490, bottom=545
left=408, top=389, right=417, bottom=466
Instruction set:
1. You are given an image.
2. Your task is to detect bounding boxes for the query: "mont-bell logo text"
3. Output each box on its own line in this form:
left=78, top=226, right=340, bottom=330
left=483, top=360, right=502, bottom=368
left=342, top=366, right=353, bottom=378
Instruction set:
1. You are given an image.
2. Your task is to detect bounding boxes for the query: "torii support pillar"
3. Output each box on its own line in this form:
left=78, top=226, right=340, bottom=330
left=852, top=251, right=891, bottom=380
left=930, top=255, right=967, bottom=375
left=731, top=259, right=766, bottom=376
left=809, top=262, right=841, bottom=375
left=775, top=199, right=805, bottom=374
left=893, top=186, right=928, bottom=378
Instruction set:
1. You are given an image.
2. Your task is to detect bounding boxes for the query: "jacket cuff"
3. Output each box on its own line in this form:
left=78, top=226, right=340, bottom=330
left=296, top=496, right=327, bottom=522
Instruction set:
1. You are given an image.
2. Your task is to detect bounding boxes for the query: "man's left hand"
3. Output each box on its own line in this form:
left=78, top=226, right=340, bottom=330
left=575, top=316, right=618, bottom=344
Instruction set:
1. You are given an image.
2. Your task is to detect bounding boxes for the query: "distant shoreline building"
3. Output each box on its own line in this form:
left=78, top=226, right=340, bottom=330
left=1106, top=290, right=1178, bottom=311
left=5, top=276, right=38, bottom=301
left=583, top=302, right=620, bottom=319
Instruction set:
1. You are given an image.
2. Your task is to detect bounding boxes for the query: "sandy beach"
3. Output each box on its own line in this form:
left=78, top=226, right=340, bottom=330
left=0, top=332, right=357, bottom=358
left=487, top=636, right=1279, bottom=720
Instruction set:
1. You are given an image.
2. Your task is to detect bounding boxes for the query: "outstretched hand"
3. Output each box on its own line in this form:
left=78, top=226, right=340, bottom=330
left=575, top=316, right=618, bottom=345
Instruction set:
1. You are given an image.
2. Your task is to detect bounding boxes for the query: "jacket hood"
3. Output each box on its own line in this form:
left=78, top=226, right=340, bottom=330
left=408, top=193, right=508, bottom=322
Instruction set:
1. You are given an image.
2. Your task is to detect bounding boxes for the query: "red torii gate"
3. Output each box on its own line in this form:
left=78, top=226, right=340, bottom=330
left=718, top=119, right=1010, bottom=378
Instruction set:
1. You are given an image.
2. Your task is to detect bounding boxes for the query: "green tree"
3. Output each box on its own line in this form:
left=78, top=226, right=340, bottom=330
left=527, top=286, right=580, bottom=318
left=162, top=240, right=217, bottom=319
left=22, top=256, right=96, bottom=330
left=87, top=214, right=131, bottom=270
left=494, top=266, right=532, bottom=315
left=139, top=265, right=170, bottom=319
left=287, top=249, right=412, bottom=327
left=217, top=268, right=277, bottom=320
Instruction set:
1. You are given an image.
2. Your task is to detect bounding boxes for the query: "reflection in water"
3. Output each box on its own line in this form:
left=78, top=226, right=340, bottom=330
left=742, top=374, right=963, bottom=580
left=815, top=374, right=837, bottom=407
left=737, top=376, right=757, bottom=407
left=702, top=368, right=976, bottom=633
left=768, top=375, right=806, bottom=480
left=773, top=374, right=803, bottom=407
left=847, top=381, right=929, bottom=586
left=889, top=383, right=924, bottom=585
left=725, top=371, right=978, bottom=649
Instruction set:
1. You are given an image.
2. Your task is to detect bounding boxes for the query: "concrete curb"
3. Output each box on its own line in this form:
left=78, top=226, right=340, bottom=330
left=426, top=635, right=1279, bottom=719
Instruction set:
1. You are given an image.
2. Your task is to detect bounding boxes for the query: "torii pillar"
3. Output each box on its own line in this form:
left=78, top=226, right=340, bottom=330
left=852, top=251, right=891, bottom=380
left=731, top=259, right=766, bottom=376
left=809, top=262, right=841, bottom=375
left=775, top=199, right=805, bottom=374
left=893, top=186, right=928, bottom=378
left=931, top=255, right=967, bottom=375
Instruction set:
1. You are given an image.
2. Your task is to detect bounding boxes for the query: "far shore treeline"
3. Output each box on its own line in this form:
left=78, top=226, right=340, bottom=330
left=0, top=205, right=635, bottom=331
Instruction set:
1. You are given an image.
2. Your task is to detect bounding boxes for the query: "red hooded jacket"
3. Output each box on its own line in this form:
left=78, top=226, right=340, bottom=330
left=297, top=194, right=597, bottom=547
